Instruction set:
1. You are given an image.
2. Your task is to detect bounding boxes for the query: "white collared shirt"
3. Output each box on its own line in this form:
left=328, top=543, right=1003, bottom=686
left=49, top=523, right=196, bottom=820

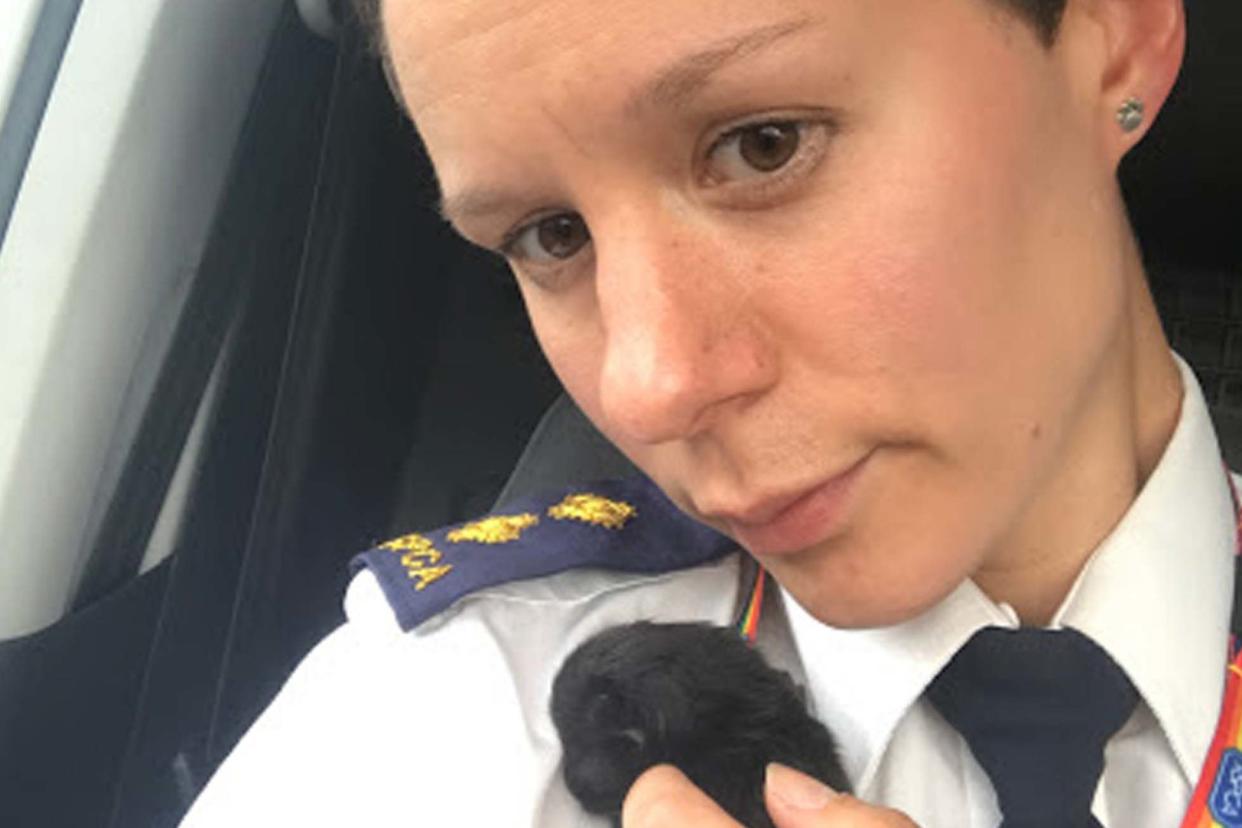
left=181, top=351, right=1237, bottom=827
left=179, top=550, right=748, bottom=827
left=786, top=352, right=1239, bottom=827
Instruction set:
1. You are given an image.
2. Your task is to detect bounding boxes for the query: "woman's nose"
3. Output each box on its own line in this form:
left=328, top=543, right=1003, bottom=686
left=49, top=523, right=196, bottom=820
left=594, top=225, right=777, bottom=446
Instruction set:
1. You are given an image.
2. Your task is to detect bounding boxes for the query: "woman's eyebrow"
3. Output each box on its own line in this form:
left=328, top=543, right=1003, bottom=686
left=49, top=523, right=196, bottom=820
left=438, top=16, right=816, bottom=230
left=438, top=189, right=517, bottom=231
left=624, top=16, right=815, bottom=117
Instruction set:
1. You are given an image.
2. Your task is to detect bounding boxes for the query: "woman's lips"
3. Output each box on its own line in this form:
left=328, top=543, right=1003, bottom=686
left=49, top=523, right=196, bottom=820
left=719, top=452, right=872, bottom=556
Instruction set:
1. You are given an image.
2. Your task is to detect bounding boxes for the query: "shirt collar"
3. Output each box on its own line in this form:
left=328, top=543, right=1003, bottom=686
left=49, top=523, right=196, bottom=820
left=784, top=577, right=1014, bottom=790
left=1053, top=352, right=1237, bottom=781
left=783, top=350, right=1237, bottom=790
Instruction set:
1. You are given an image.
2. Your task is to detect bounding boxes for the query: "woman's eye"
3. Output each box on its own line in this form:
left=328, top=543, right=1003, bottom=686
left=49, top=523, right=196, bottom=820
left=739, top=122, right=801, bottom=171
left=703, top=119, right=832, bottom=187
left=502, top=213, right=591, bottom=264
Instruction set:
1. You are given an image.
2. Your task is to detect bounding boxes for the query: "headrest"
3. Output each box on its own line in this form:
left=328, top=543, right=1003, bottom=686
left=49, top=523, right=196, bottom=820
left=494, top=395, right=638, bottom=507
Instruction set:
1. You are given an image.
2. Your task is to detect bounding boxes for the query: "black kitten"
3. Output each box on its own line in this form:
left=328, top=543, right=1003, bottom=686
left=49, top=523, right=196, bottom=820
left=550, top=621, right=851, bottom=828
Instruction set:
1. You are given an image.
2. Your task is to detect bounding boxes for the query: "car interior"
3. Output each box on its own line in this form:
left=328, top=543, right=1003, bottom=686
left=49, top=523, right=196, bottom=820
left=0, top=1, right=1238, bottom=825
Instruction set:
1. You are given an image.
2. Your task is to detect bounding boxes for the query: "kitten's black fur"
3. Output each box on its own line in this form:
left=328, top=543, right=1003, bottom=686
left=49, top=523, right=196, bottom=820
left=550, top=622, right=851, bottom=828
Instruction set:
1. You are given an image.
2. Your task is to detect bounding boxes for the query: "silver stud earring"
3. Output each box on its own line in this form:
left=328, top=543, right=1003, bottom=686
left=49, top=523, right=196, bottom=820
left=1116, top=97, right=1145, bottom=133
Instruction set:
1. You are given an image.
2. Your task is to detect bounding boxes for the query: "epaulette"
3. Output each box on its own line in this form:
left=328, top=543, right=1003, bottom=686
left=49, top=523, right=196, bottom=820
left=350, top=476, right=739, bottom=632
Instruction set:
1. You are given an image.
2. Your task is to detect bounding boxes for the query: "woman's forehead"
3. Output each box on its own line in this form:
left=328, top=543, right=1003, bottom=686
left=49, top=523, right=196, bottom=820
left=382, top=0, right=1047, bottom=232
left=385, top=0, right=891, bottom=118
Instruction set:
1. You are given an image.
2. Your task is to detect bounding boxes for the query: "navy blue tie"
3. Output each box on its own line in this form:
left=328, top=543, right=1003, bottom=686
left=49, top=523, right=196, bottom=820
left=924, top=627, right=1139, bottom=828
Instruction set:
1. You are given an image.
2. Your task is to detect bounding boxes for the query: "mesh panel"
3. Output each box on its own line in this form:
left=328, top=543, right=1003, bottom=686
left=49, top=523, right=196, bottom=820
left=1151, top=269, right=1242, bottom=412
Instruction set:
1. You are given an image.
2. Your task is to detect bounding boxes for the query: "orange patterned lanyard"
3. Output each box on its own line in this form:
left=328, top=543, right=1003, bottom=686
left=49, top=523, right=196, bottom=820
left=1183, top=465, right=1242, bottom=828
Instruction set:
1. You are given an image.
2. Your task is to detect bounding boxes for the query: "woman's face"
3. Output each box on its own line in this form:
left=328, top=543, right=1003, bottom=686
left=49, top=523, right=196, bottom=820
left=386, top=0, right=1131, bottom=627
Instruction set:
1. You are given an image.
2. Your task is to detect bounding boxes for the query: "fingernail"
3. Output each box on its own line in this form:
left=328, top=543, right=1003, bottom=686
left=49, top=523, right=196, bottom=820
left=765, top=763, right=837, bottom=810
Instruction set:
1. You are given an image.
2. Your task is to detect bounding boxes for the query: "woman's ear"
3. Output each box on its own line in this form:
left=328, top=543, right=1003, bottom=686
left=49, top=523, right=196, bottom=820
left=1059, top=0, right=1185, bottom=164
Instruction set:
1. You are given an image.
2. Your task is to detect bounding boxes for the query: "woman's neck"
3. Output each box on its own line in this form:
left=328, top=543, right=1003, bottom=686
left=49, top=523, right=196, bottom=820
left=973, top=258, right=1184, bottom=627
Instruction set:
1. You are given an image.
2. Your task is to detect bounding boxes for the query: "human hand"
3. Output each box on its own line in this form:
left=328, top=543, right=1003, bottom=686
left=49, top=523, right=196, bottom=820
left=621, top=763, right=920, bottom=828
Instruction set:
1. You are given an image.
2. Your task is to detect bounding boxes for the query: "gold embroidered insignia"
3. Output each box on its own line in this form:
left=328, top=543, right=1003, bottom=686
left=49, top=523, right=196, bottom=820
left=407, top=563, right=453, bottom=591
left=381, top=533, right=453, bottom=591
left=446, top=513, right=539, bottom=545
left=547, top=493, right=637, bottom=530
left=382, top=533, right=437, bottom=555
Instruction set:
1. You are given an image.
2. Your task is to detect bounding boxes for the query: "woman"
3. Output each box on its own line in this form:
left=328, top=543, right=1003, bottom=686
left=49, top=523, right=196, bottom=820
left=182, top=0, right=1228, bottom=825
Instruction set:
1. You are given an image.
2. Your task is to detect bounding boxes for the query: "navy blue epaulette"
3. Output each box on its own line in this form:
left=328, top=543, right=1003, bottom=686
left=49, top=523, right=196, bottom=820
left=350, top=476, right=739, bottom=632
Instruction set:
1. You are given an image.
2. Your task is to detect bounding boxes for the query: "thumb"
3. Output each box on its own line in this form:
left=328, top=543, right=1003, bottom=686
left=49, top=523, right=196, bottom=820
left=764, top=764, right=920, bottom=828
left=764, top=763, right=838, bottom=821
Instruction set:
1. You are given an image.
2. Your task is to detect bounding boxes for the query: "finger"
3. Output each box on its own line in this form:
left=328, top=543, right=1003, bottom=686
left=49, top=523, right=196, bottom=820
left=622, top=765, right=744, bottom=828
left=765, top=764, right=920, bottom=828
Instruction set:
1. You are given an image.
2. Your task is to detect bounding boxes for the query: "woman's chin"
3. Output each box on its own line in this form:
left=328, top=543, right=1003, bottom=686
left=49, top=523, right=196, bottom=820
left=767, top=548, right=967, bottom=631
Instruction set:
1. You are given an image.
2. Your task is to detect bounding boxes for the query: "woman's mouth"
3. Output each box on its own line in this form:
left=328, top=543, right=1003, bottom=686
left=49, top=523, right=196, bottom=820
left=712, top=451, right=873, bottom=556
